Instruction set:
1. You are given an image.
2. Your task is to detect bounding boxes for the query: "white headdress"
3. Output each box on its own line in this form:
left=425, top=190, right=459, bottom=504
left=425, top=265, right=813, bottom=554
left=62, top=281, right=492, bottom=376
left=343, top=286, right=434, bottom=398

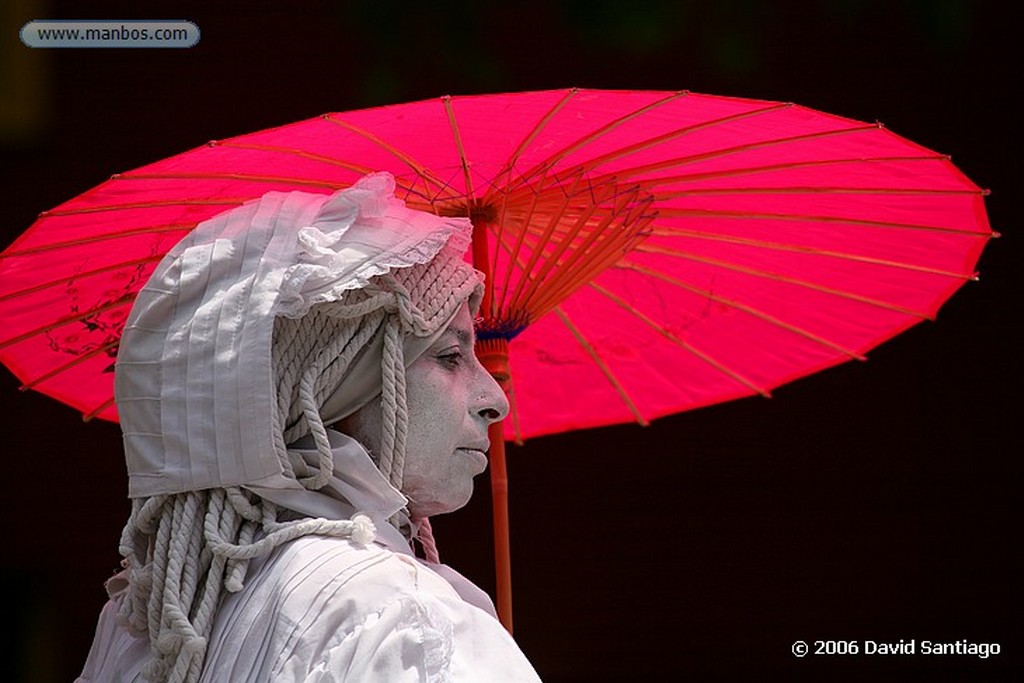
left=114, top=173, right=482, bottom=682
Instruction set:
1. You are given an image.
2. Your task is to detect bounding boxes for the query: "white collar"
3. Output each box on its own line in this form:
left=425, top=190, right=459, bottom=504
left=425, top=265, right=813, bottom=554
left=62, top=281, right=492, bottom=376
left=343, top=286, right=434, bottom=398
left=246, top=429, right=415, bottom=554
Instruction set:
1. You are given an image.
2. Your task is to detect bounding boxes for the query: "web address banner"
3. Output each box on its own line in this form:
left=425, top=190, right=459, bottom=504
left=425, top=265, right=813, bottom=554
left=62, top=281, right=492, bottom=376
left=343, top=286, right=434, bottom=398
left=21, top=20, right=200, bottom=48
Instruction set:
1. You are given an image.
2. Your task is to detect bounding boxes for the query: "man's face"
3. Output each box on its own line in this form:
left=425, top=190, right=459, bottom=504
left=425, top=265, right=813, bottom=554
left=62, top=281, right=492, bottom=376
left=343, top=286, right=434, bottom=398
left=340, top=302, right=509, bottom=517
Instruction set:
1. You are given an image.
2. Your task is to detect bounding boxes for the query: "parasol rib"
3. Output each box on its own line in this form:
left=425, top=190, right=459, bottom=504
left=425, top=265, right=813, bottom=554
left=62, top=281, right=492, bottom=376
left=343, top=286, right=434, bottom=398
left=558, top=102, right=795, bottom=177
left=624, top=155, right=955, bottom=188
left=499, top=120, right=879, bottom=206
left=512, top=177, right=616, bottom=311
left=443, top=95, right=476, bottom=206
left=629, top=243, right=935, bottom=319
left=487, top=164, right=582, bottom=313
left=653, top=207, right=988, bottom=237
left=652, top=186, right=986, bottom=198
left=554, top=306, right=649, bottom=426
left=116, top=171, right=349, bottom=191
left=525, top=195, right=655, bottom=315
left=0, top=224, right=193, bottom=257
left=499, top=89, right=580, bottom=173
left=647, top=226, right=979, bottom=279
left=0, top=295, right=133, bottom=351
left=570, top=123, right=883, bottom=187
left=504, top=173, right=589, bottom=310
left=322, top=115, right=460, bottom=203
left=0, top=256, right=162, bottom=303
left=41, top=198, right=247, bottom=217
left=587, top=281, right=771, bottom=397
left=82, top=396, right=116, bottom=422
left=210, top=143, right=445, bottom=209
left=618, top=262, right=868, bottom=360
left=484, top=88, right=581, bottom=266
left=496, top=170, right=552, bottom=316
left=19, top=338, right=120, bottom=390
left=216, top=140, right=379, bottom=174
left=500, top=91, right=690, bottom=194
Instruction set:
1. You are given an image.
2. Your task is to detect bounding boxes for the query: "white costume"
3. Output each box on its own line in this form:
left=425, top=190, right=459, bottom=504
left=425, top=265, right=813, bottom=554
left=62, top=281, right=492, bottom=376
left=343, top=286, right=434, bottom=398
left=77, top=175, right=542, bottom=682
left=79, top=432, right=540, bottom=681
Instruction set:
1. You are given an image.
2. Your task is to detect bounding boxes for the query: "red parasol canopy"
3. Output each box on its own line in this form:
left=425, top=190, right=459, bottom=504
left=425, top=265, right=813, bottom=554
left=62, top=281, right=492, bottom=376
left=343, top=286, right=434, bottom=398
left=0, top=88, right=994, bottom=631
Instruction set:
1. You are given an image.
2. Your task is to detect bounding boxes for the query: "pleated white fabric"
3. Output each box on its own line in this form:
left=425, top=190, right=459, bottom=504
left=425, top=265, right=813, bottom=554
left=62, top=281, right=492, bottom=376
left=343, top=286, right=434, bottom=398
left=78, top=433, right=542, bottom=682
left=116, top=173, right=473, bottom=498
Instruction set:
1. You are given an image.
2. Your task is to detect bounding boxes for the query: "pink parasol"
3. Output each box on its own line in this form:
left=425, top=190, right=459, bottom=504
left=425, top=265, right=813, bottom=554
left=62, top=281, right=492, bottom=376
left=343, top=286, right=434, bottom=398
left=0, top=88, right=994, bottom=631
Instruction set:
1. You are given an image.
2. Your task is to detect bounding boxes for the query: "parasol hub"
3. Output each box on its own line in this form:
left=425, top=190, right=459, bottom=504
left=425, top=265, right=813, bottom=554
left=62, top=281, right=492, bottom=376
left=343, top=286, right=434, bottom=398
left=469, top=202, right=499, bottom=225
left=475, top=336, right=511, bottom=389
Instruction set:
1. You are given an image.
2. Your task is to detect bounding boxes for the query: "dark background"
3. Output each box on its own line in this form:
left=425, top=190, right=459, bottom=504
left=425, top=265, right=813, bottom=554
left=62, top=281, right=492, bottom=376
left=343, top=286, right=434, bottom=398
left=1, top=1, right=1018, bottom=681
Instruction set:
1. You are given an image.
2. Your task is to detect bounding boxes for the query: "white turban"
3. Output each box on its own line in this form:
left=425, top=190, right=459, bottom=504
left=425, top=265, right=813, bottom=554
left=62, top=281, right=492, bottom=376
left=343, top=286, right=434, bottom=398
left=116, top=172, right=477, bottom=498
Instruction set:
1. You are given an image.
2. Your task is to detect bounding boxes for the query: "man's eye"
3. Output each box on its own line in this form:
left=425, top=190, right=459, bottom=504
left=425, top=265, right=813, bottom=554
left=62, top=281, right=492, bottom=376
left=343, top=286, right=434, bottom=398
left=438, top=351, right=463, bottom=367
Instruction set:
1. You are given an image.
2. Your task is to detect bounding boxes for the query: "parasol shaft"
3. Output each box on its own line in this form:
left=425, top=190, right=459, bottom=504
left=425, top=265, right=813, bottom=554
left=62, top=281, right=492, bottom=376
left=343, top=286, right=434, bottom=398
left=489, top=420, right=513, bottom=633
left=470, top=217, right=515, bottom=633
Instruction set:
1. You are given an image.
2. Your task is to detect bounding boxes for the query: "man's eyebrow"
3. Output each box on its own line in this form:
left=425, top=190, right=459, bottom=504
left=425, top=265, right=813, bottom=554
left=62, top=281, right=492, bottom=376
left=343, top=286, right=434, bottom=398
left=446, top=326, right=474, bottom=345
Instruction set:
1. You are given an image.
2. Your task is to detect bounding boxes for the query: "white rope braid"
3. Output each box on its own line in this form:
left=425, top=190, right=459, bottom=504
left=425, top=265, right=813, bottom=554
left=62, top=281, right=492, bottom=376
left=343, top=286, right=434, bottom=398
left=116, top=254, right=480, bottom=682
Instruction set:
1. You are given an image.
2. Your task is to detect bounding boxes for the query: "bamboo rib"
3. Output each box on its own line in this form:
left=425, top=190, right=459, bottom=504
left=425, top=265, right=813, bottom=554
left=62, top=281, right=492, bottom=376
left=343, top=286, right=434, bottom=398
left=39, top=197, right=247, bottom=216
left=513, top=181, right=616, bottom=309
left=0, top=294, right=135, bottom=351
left=548, top=102, right=793, bottom=177
left=505, top=173, right=587, bottom=309
left=620, top=155, right=953, bottom=189
left=630, top=243, right=934, bottom=319
left=500, top=91, right=689, bottom=194
left=82, top=396, right=116, bottom=422
left=511, top=188, right=655, bottom=310
left=321, top=114, right=457, bottom=200
left=528, top=232, right=649, bottom=318
left=497, top=121, right=880, bottom=205
left=652, top=186, right=986, bottom=198
left=646, top=226, right=979, bottom=279
left=477, top=186, right=652, bottom=325
left=653, top=207, right=989, bottom=237
left=443, top=95, right=476, bottom=206
left=0, top=224, right=192, bottom=258
left=19, top=338, right=121, bottom=390
left=40, top=198, right=247, bottom=217
left=215, top=140, right=379, bottom=175
left=570, top=123, right=882, bottom=183
left=0, top=256, right=162, bottom=303
left=525, top=195, right=655, bottom=315
left=587, top=281, right=771, bottom=397
left=618, top=262, right=867, bottom=360
left=117, top=171, right=348, bottom=191
left=215, top=141, right=444, bottom=209
left=497, top=193, right=633, bottom=315
left=554, top=307, right=648, bottom=426
left=481, top=89, right=580, bottom=208
left=496, top=171, right=551, bottom=315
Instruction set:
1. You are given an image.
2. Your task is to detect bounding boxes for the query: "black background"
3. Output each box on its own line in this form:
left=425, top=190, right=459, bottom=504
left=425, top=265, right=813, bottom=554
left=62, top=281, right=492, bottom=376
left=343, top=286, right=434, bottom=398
left=1, top=2, right=1018, bottom=681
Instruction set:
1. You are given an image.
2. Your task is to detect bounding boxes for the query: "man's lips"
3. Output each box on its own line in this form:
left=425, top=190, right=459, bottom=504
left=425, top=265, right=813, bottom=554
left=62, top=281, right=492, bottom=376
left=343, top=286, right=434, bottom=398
left=457, top=447, right=489, bottom=470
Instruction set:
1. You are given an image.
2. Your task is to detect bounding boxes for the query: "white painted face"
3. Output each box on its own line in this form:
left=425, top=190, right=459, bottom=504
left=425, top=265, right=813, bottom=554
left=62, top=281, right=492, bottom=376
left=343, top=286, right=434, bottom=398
left=339, top=302, right=509, bottom=517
